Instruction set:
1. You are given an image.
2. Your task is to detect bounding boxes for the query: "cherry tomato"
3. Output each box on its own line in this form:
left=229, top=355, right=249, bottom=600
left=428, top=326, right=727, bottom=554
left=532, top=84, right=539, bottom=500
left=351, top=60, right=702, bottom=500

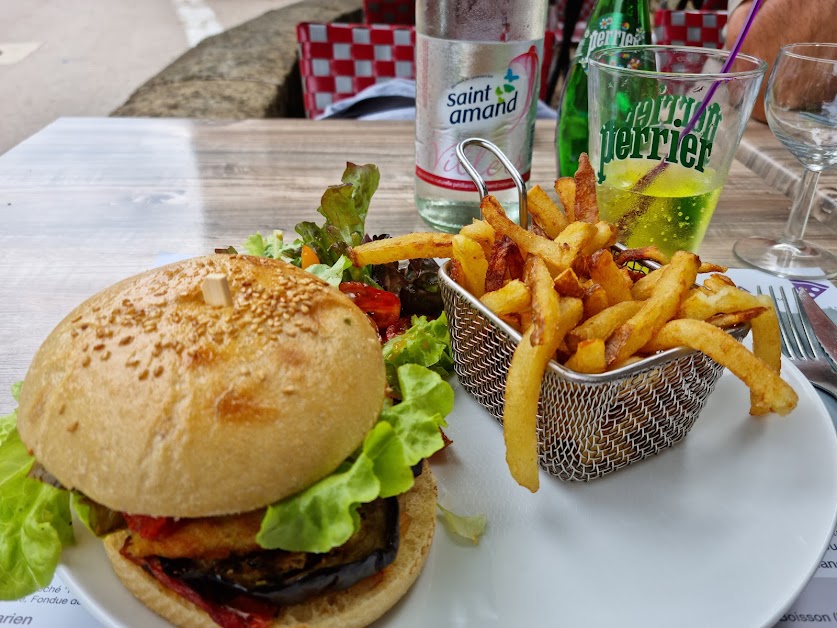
left=339, top=282, right=401, bottom=329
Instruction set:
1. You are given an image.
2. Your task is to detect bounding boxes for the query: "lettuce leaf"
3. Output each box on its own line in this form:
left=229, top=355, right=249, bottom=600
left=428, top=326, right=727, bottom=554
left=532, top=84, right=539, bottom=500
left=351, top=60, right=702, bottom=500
left=383, top=314, right=453, bottom=396
left=295, top=163, right=379, bottom=285
left=305, top=255, right=353, bottom=287
left=243, top=230, right=301, bottom=265
left=0, top=386, right=73, bottom=600
left=257, top=363, right=452, bottom=553
left=437, top=503, right=487, bottom=545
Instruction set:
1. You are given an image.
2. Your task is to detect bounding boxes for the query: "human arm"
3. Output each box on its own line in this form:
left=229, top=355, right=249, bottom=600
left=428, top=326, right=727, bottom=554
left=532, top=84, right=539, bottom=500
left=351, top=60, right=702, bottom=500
left=725, top=0, right=837, bottom=122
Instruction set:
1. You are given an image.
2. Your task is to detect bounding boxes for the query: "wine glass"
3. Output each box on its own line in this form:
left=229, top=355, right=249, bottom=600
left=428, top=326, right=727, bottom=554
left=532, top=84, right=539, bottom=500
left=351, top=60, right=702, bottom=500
left=733, top=43, right=837, bottom=279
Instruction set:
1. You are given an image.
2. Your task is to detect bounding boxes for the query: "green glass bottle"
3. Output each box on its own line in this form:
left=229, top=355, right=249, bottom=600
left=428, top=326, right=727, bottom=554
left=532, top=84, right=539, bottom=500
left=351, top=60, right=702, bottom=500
left=555, top=0, right=651, bottom=177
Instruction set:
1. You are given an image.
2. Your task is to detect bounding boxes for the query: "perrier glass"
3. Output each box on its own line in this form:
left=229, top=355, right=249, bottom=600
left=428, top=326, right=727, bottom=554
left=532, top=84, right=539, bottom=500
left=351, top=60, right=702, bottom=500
left=555, top=0, right=651, bottom=176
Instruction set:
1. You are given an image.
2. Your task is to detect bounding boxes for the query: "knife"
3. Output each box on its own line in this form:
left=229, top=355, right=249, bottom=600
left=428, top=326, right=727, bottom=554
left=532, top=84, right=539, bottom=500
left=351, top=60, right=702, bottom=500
left=796, top=287, right=837, bottom=365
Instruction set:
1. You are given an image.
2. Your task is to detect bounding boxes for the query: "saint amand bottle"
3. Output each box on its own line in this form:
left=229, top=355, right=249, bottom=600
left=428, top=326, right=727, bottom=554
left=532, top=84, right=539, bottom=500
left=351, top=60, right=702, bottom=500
left=415, top=0, right=548, bottom=232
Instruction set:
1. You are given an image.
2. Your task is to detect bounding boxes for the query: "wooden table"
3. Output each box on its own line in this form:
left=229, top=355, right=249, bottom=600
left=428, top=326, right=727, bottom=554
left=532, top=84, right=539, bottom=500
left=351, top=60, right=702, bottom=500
left=737, top=120, right=837, bottom=224
left=1, top=116, right=836, bottom=415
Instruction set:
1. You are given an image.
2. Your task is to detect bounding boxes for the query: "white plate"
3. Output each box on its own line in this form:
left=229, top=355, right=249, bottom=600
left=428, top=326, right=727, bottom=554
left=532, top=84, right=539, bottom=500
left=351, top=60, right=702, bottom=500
left=59, top=363, right=837, bottom=628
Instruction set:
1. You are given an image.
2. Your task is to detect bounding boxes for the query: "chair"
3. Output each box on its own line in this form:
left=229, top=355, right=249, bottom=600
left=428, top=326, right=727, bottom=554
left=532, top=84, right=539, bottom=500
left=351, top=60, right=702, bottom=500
left=363, top=0, right=415, bottom=25
left=653, top=10, right=728, bottom=48
left=296, top=22, right=416, bottom=118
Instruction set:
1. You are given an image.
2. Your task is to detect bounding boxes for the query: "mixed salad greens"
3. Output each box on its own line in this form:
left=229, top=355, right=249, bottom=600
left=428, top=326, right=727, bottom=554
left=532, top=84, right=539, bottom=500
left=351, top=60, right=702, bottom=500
left=0, top=162, right=471, bottom=601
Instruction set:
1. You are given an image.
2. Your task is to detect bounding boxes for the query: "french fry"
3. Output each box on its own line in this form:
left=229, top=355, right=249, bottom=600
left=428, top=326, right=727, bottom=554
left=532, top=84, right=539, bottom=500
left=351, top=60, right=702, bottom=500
left=553, top=221, right=598, bottom=269
left=481, top=195, right=591, bottom=274
left=749, top=294, right=782, bottom=415
left=480, top=279, right=530, bottom=317
left=527, top=185, right=569, bottom=238
left=452, top=234, right=488, bottom=298
left=614, top=246, right=670, bottom=267
left=553, top=268, right=585, bottom=298
left=504, top=255, right=583, bottom=491
left=630, top=266, right=664, bottom=300
left=589, top=249, right=634, bottom=306
left=703, top=273, right=736, bottom=293
left=645, top=319, right=798, bottom=416
left=581, top=221, right=618, bottom=256
left=448, top=257, right=464, bottom=285
left=605, top=251, right=699, bottom=367
left=554, top=177, right=576, bottom=222
left=567, top=300, right=643, bottom=353
left=582, top=282, right=609, bottom=319
left=350, top=233, right=454, bottom=267
left=484, top=235, right=525, bottom=293
left=460, top=219, right=495, bottom=260
left=564, top=338, right=606, bottom=374
left=705, top=307, right=767, bottom=328
left=698, top=262, right=728, bottom=274
left=573, top=153, right=599, bottom=223
left=679, top=285, right=757, bottom=320
left=499, top=313, right=522, bottom=331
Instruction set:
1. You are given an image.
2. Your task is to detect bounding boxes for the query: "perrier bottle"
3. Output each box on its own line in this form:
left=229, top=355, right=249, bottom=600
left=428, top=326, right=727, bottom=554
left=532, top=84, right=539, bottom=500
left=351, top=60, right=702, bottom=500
left=555, top=0, right=651, bottom=176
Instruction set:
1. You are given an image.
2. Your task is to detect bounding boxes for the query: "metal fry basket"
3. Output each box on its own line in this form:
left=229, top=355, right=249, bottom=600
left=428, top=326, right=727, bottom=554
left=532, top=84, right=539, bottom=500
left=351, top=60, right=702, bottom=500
left=440, top=138, right=748, bottom=482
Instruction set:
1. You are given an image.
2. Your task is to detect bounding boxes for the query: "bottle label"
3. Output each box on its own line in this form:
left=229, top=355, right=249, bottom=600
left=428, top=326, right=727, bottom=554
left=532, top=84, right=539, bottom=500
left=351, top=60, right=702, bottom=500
left=576, top=13, right=647, bottom=71
left=416, top=35, right=542, bottom=192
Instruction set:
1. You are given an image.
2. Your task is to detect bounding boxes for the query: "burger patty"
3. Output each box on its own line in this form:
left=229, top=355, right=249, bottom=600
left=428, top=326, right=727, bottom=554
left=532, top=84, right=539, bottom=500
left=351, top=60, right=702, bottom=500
left=124, top=509, right=265, bottom=560
left=121, top=497, right=400, bottom=611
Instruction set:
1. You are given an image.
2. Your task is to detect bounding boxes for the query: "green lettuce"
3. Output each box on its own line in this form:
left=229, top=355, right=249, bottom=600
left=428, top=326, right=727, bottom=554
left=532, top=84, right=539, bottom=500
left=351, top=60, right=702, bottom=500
left=244, top=163, right=380, bottom=286
left=257, top=363, right=453, bottom=553
left=294, top=163, right=379, bottom=285
left=0, top=384, right=73, bottom=600
left=382, top=314, right=453, bottom=396
left=437, top=503, right=487, bottom=545
left=305, top=255, right=353, bottom=287
left=243, top=230, right=301, bottom=265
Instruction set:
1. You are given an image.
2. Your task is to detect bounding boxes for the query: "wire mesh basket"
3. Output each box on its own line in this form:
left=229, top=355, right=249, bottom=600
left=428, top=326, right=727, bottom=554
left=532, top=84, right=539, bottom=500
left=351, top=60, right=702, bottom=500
left=440, top=138, right=749, bottom=482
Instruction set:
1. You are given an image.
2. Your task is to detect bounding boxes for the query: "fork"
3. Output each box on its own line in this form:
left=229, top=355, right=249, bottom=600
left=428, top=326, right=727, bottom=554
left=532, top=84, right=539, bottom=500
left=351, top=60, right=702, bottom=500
left=757, top=285, right=837, bottom=400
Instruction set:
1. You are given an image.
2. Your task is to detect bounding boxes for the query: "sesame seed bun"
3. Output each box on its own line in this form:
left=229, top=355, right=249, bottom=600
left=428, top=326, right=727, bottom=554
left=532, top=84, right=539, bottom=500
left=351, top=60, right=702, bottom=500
left=101, top=463, right=437, bottom=628
left=17, top=254, right=387, bottom=517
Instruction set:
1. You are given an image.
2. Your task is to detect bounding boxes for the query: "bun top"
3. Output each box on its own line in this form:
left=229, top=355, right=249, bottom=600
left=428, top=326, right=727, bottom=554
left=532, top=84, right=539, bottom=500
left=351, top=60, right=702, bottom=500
left=18, top=255, right=386, bottom=517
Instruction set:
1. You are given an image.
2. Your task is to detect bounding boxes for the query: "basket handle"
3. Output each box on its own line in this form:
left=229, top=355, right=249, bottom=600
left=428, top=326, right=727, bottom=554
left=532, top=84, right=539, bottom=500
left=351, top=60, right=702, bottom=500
left=455, top=138, right=528, bottom=228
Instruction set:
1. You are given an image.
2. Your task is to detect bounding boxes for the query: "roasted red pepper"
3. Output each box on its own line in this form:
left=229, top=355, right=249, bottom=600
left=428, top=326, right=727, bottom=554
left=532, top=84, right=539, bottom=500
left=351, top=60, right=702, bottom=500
left=123, top=514, right=183, bottom=540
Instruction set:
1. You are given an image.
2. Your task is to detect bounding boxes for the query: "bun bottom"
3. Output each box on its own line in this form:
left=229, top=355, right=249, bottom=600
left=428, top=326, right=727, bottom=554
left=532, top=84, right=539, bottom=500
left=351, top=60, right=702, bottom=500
left=102, top=464, right=437, bottom=627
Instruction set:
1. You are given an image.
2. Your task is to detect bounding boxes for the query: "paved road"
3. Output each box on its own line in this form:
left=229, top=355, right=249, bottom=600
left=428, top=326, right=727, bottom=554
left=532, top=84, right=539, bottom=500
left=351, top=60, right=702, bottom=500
left=1, top=0, right=297, bottom=155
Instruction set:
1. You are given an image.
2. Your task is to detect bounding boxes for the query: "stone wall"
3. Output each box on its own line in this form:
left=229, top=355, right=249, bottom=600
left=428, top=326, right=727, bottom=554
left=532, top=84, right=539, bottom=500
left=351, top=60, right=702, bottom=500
left=111, top=0, right=362, bottom=119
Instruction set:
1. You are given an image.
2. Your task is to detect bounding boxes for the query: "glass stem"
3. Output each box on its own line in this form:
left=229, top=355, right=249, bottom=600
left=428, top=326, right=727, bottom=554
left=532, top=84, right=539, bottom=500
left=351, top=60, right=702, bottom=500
left=782, top=167, right=820, bottom=245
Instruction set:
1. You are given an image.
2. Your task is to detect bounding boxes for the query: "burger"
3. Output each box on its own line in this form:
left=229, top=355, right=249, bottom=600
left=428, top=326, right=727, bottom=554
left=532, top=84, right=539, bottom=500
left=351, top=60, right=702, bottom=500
left=12, top=254, right=453, bottom=627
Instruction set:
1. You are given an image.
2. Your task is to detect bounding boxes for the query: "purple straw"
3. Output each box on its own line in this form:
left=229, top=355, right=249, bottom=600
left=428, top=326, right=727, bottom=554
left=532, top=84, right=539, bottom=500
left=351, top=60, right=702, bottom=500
left=633, top=0, right=764, bottom=191
left=680, top=0, right=764, bottom=138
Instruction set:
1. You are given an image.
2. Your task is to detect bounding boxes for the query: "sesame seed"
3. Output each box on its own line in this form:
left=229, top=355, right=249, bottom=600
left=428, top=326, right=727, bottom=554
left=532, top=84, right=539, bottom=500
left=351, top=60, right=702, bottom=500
left=81, top=356, right=91, bottom=367
left=138, top=369, right=149, bottom=380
